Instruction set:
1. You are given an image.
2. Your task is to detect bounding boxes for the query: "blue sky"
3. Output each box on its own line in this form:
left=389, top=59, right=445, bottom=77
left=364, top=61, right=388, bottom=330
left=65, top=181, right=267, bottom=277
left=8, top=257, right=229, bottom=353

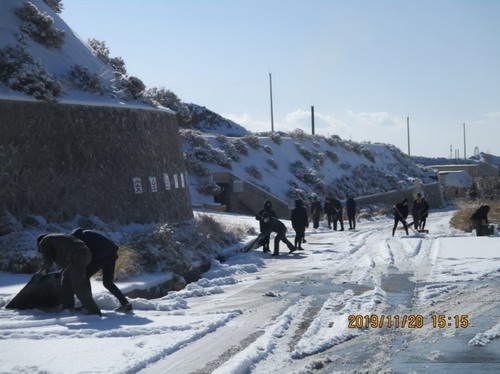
left=62, top=0, right=500, bottom=158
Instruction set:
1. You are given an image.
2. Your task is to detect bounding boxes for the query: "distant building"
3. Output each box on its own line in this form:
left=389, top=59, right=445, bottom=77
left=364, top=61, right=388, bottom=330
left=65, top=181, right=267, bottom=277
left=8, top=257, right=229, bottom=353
left=437, top=170, right=473, bottom=199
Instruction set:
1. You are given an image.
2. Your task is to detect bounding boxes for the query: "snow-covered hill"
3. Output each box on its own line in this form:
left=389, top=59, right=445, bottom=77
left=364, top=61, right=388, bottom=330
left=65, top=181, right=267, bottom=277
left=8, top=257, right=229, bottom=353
left=0, top=0, right=152, bottom=108
left=182, top=129, right=432, bottom=207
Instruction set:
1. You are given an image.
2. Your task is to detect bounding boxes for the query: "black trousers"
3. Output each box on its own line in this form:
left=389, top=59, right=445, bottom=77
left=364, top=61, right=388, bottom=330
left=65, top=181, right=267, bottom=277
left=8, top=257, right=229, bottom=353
left=86, top=252, right=128, bottom=306
left=293, top=227, right=305, bottom=248
left=392, top=217, right=408, bottom=236
left=274, top=231, right=296, bottom=255
left=348, top=214, right=356, bottom=229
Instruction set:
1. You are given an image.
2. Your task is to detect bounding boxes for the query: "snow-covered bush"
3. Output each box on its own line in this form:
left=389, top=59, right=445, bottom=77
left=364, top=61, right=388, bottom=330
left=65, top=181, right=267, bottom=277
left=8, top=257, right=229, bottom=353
left=15, top=1, right=65, bottom=48
left=245, top=165, right=262, bottom=180
left=290, top=161, right=325, bottom=194
left=184, top=153, right=211, bottom=176
left=325, top=135, right=342, bottom=147
left=109, top=56, right=127, bottom=75
left=192, top=146, right=232, bottom=169
left=232, top=139, right=249, bottom=156
left=42, top=0, right=63, bottom=13
left=287, top=187, right=310, bottom=206
left=119, top=75, right=145, bottom=100
left=263, top=145, right=273, bottom=155
left=340, top=162, right=351, bottom=170
left=215, top=135, right=240, bottom=162
left=271, top=133, right=282, bottom=145
left=313, top=140, right=321, bottom=148
left=289, top=129, right=313, bottom=141
left=314, top=152, right=325, bottom=167
left=361, top=147, right=376, bottom=163
left=266, top=158, right=279, bottom=170
left=243, top=134, right=260, bottom=149
left=180, top=129, right=209, bottom=147
left=0, top=43, right=61, bottom=101
left=67, top=65, right=105, bottom=94
left=145, top=87, right=192, bottom=123
left=87, top=38, right=110, bottom=64
left=196, top=179, right=221, bottom=196
left=325, top=150, right=339, bottom=163
left=295, top=143, right=312, bottom=161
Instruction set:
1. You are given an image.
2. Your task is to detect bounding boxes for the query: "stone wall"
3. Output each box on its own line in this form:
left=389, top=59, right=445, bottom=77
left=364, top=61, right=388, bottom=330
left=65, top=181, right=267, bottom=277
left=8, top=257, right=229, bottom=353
left=354, top=182, right=445, bottom=209
left=0, top=99, right=193, bottom=223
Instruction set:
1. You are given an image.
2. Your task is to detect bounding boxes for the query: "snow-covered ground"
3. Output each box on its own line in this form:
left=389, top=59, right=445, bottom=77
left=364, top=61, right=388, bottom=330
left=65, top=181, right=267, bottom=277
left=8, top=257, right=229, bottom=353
left=1, top=207, right=500, bottom=374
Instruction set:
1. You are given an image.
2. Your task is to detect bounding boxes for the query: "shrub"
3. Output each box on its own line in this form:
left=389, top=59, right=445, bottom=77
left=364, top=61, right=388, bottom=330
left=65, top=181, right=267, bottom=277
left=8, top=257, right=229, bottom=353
left=145, top=87, right=191, bottom=123
left=184, top=153, right=211, bottom=176
left=325, top=135, right=342, bottom=146
left=263, top=145, right=273, bottom=155
left=232, top=139, right=249, bottom=156
left=243, top=134, right=260, bottom=149
left=15, top=1, right=65, bottom=48
left=67, top=65, right=105, bottom=94
left=296, top=143, right=312, bottom=161
left=42, top=0, right=63, bottom=13
left=87, top=38, right=110, bottom=64
left=340, top=162, right=351, bottom=170
left=271, top=133, right=282, bottom=145
left=245, top=166, right=262, bottom=180
left=314, top=152, right=325, bottom=167
left=0, top=43, right=62, bottom=101
left=192, top=146, right=232, bottom=169
left=290, top=160, right=325, bottom=194
left=119, top=75, right=145, bottom=100
left=325, top=150, right=339, bottom=163
left=361, top=147, right=376, bottom=163
left=289, top=129, right=312, bottom=141
left=114, top=246, right=143, bottom=281
left=313, top=140, right=321, bottom=148
left=180, top=129, right=209, bottom=147
left=196, top=179, right=221, bottom=196
left=109, top=56, right=127, bottom=75
left=266, top=158, right=279, bottom=169
left=215, top=136, right=240, bottom=162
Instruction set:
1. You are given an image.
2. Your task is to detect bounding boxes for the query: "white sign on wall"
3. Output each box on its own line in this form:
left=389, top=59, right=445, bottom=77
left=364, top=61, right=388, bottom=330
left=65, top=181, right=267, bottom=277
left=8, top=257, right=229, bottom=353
left=173, top=174, right=179, bottom=189
left=163, top=173, right=171, bottom=190
left=149, top=176, right=158, bottom=192
left=180, top=173, right=185, bottom=188
left=132, top=177, right=143, bottom=194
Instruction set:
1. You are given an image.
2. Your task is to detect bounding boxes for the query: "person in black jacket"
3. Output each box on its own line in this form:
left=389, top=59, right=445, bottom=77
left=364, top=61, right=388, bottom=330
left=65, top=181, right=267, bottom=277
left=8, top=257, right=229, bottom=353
left=261, top=212, right=296, bottom=256
left=324, top=197, right=335, bottom=229
left=470, top=205, right=491, bottom=236
left=255, top=200, right=277, bottom=253
left=419, top=197, right=430, bottom=230
left=346, top=196, right=357, bottom=230
left=37, top=233, right=102, bottom=316
left=411, top=193, right=426, bottom=230
left=291, top=199, right=308, bottom=250
left=392, top=198, right=409, bottom=236
left=310, top=195, right=323, bottom=229
left=71, top=228, right=132, bottom=313
left=331, top=197, right=344, bottom=231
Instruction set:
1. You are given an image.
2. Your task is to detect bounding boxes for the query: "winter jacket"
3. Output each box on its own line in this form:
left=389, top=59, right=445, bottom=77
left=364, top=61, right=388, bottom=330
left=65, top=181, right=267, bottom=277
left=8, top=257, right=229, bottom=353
left=291, top=200, right=309, bottom=231
left=470, top=205, right=490, bottom=223
left=256, top=200, right=277, bottom=232
left=393, top=201, right=409, bottom=220
left=346, top=198, right=356, bottom=216
left=38, top=234, right=91, bottom=272
left=311, top=200, right=323, bottom=216
left=71, top=228, right=119, bottom=265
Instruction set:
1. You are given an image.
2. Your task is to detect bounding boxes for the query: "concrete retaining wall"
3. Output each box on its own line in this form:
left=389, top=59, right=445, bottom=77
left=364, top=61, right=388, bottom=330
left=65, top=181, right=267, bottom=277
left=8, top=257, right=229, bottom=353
left=0, top=99, right=193, bottom=223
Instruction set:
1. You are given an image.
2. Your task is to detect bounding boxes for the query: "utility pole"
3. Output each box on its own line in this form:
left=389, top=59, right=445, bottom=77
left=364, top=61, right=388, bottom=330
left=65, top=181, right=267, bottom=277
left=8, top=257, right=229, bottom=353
left=407, top=117, right=410, bottom=156
left=269, top=73, right=274, bottom=133
left=311, top=106, right=315, bottom=135
left=463, top=123, right=466, bottom=161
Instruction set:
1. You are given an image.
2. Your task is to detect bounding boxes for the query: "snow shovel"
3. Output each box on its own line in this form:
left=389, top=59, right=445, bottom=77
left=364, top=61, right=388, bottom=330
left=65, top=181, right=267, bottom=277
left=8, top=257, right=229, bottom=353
left=393, top=206, right=423, bottom=237
left=240, top=234, right=264, bottom=252
left=6, top=271, right=62, bottom=310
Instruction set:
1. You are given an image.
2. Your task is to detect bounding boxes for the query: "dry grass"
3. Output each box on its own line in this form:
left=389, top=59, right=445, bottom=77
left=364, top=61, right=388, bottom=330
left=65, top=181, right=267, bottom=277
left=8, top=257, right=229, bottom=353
left=450, top=200, right=500, bottom=232
left=113, top=246, right=144, bottom=281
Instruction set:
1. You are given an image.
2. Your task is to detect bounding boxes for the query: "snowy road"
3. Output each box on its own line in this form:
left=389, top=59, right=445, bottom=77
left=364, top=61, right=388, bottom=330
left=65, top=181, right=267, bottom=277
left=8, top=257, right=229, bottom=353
left=1, top=208, right=500, bottom=373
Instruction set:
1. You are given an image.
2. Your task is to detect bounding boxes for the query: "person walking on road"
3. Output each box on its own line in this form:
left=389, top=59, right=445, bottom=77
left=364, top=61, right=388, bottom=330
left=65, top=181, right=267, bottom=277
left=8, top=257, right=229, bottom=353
left=331, top=197, right=344, bottom=231
left=310, top=195, right=323, bottom=229
left=291, top=199, right=308, bottom=250
left=324, top=196, right=335, bottom=229
left=346, top=195, right=357, bottom=230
